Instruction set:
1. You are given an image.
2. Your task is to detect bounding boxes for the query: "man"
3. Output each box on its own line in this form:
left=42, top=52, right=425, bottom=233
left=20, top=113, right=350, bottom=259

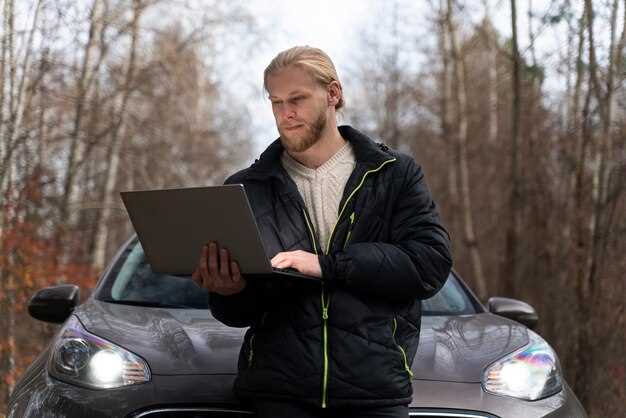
left=192, top=46, right=452, bottom=418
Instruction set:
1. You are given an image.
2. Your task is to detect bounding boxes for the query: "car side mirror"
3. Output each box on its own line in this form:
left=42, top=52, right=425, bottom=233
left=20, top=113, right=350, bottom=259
left=28, top=284, right=80, bottom=324
left=487, top=296, right=539, bottom=330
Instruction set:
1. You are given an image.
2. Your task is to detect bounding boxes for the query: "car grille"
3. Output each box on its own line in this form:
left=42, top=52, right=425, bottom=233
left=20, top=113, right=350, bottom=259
left=409, top=410, right=499, bottom=418
left=130, top=408, right=253, bottom=418
left=130, top=407, right=498, bottom=418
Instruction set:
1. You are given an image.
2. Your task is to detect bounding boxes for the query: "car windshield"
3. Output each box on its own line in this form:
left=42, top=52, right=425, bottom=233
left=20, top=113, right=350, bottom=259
left=96, top=239, right=477, bottom=315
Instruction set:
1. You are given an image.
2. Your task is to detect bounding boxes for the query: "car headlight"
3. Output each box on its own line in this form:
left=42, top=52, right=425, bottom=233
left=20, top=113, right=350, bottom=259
left=482, top=330, right=562, bottom=400
left=48, top=315, right=151, bottom=389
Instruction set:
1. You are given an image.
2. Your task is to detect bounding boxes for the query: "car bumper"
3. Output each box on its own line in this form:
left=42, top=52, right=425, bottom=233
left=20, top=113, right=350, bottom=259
left=409, top=379, right=588, bottom=418
left=8, top=370, right=587, bottom=418
left=8, top=369, right=244, bottom=418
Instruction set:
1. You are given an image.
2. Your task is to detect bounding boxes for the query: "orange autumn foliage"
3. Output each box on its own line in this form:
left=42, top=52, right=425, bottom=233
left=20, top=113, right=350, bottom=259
left=0, top=220, right=98, bottom=310
left=1, top=169, right=100, bottom=405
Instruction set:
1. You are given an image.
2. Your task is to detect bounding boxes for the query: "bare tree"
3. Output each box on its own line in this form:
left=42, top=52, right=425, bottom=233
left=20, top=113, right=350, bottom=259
left=572, top=0, right=625, bottom=407
left=438, top=0, right=460, bottom=240
left=444, top=0, right=488, bottom=300
left=481, top=0, right=498, bottom=145
left=502, top=0, right=522, bottom=296
left=0, top=0, right=45, bottom=400
left=91, top=0, right=143, bottom=270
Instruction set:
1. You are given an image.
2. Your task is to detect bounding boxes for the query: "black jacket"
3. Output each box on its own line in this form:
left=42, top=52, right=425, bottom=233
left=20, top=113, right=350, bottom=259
left=209, top=125, right=452, bottom=408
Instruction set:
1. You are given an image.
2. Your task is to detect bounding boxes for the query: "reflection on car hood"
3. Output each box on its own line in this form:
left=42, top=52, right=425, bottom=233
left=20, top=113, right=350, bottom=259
left=76, top=301, right=528, bottom=381
left=412, top=314, right=529, bottom=382
left=76, top=299, right=245, bottom=375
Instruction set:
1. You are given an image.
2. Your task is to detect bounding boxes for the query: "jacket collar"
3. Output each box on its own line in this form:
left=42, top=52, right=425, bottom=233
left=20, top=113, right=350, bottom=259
left=244, top=125, right=393, bottom=183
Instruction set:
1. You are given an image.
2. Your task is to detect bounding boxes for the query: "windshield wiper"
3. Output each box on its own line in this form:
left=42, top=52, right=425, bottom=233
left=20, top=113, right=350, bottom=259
left=99, top=298, right=195, bottom=309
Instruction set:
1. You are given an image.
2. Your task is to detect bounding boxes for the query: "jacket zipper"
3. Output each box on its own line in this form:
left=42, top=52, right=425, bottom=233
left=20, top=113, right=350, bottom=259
left=317, top=158, right=397, bottom=408
left=248, top=312, right=268, bottom=368
left=325, top=158, right=396, bottom=253
left=320, top=286, right=330, bottom=407
left=392, top=316, right=414, bottom=378
left=301, top=208, right=330, bottom=408
left=247, top=334, right=255, bottom=367
left=342, top=211, right=356, bottom=249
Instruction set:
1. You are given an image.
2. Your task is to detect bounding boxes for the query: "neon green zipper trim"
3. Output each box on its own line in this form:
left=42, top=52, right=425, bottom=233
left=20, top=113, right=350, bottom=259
left=302, top=208, right=318, bottom=255
left=321, top=289, right=330, bottom=408
left=342, top=212, right=356, bottom=249
left=302, top=208, right=330, bottom=407
left=248, top=312, right=267, bottom=368
left=325, top=158, right=396, bottom=254
left=304, top=158, right=397, bottom=408
left=392, top=317, right=414, bottom=378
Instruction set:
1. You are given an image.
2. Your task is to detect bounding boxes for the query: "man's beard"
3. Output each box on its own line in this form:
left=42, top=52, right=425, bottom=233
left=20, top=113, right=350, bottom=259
left=279, top=109, right=327, bottom=153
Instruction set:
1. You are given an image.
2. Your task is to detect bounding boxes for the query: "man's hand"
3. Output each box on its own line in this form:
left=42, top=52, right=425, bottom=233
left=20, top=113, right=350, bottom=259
left=192, top=242, right=247, bottom=296
left=271, top=250, right=322, bottom=278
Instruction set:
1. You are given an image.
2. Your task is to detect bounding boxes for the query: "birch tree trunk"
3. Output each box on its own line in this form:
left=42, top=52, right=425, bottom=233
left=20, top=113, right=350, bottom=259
left=0, top=0, right=42, bottom=192
left=438, top=0, right=459, bottom=238
left=57, top=0, right=101, bottom=239
left=0, top=0, right=8, bottom=159
left=574, top=0, right=624, bottom=407
left=0, top=0, right=42, bottom=401
left=446, top=0, right=488, bottom=300
left=0, top=0, right=13, bottom=255
left=382, top=0, right=400, bottom=149
left=564, top=6, right=587, bottom=236
left=92, top=0, right=142, bottom=270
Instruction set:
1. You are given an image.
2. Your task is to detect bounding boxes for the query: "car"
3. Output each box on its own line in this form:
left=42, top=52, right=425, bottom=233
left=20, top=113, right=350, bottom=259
left=7, top=235, right=588, bottom=418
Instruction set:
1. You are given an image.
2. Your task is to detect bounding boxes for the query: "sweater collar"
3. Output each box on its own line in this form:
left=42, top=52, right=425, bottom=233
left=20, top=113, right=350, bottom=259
left=244, top=125, right=392, bottom=183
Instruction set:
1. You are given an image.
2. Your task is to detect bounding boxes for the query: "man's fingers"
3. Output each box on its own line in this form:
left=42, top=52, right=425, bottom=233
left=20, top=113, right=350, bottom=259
left=208, top=242, right=219, bottom=277
left=274, top=259, right=293, bottom=269
left=219, top=248, right=230, bottom=277
left=231, top=261, right=241, bottom=282
left=192, top=266, right=200, bottom=285
left=199, top=245, right=209, bottom=284
left=194, top=242, right=247, bottom=295
left=271, top=252, right=285, bottom=267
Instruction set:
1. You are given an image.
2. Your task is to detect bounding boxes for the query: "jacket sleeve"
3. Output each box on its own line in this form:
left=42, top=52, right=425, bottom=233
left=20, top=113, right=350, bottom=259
left=208, top=284, right=263, bottom=328
left=207, top=172, right=264, bottom=328
left=318, top=158, right=452, bottom=302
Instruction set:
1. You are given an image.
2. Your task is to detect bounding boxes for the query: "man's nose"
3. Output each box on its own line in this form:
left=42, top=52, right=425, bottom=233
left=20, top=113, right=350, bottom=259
left=277, top=106, right=296, bottom=122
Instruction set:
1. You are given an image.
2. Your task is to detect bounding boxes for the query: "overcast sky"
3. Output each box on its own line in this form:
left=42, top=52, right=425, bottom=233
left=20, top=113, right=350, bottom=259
left=14, top=0, right=588, bottom=163
left=212, top=0, right=574, bottom=161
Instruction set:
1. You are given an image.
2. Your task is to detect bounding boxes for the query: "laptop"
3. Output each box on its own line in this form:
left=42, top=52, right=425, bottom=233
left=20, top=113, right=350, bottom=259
left=119, top=184, right=320, bottom=284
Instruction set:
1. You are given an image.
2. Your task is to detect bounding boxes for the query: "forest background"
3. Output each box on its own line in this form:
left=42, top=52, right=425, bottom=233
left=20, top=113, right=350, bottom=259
left=0, top=0, right=624, bottom=416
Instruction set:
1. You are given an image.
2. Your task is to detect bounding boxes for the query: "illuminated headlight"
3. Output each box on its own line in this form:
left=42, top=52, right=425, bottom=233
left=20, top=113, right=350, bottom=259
left=48, top=315, right=151, bottom=389
left=482, top=330, right=562, bottom=400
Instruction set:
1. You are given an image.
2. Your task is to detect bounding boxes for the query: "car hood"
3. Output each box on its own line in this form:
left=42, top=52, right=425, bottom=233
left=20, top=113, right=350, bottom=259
left=76, top=299, right=245, bottom=375
left=75, top=301, right=528, bottom=381
left=412, top=314, right=529, bottom=382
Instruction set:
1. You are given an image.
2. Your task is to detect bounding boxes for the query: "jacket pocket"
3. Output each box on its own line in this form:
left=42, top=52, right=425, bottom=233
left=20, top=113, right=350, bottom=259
left=392, top=316, right=414, bottom=378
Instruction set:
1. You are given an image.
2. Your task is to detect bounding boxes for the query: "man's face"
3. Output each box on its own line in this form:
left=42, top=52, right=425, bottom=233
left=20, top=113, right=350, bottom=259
left=266, top=66, right=330, bottom=153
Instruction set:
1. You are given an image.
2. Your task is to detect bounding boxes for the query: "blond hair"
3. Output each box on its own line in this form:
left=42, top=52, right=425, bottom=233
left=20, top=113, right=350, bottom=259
left=263, top=46, right=344, bottom=110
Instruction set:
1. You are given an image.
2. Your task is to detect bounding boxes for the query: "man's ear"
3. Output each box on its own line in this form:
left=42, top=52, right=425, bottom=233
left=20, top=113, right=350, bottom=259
left=327, top=81, right=342, bottom=107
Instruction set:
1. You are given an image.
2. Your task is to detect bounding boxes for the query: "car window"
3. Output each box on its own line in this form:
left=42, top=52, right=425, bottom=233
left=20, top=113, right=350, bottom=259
left=97, top=239, right=477, bottom=314
left=97, top=240, right=209, bottom=309
left=421, top=273, right=477, bottom=315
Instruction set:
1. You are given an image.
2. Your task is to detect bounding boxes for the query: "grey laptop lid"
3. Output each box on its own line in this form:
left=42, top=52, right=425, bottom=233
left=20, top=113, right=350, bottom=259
left=120, top=184, right=276, bottom=275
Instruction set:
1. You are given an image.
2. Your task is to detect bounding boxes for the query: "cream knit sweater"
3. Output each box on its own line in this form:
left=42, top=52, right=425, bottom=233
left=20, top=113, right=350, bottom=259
left=281, top=140, right=356, bottom=253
